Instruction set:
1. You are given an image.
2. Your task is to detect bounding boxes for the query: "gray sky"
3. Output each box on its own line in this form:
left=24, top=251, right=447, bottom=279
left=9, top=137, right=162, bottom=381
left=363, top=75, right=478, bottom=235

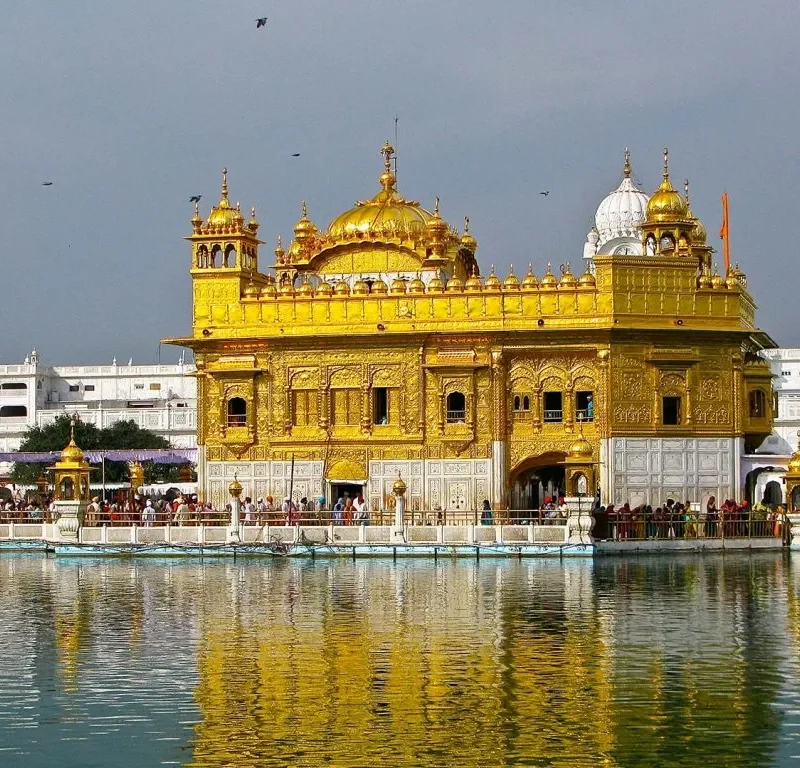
left=2, top=0, right=798, bottom=364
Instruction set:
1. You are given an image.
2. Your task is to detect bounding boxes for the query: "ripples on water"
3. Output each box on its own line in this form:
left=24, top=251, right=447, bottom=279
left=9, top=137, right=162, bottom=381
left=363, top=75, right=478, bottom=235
left=1, top=553, right=799, bottom=767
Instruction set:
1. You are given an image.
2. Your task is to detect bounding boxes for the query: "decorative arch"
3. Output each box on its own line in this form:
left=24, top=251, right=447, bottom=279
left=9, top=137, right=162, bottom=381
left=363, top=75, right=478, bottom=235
left=326, top=459, right=367, bottom=482
left=329, top=367, right=361, bottom=389
left=289, top=368, right=320, bottom=390
left=660, top=372, right=686, bottom=395
left=196, top=244, right=209, bottom=268
left=227, top=396, right=247, bottom=427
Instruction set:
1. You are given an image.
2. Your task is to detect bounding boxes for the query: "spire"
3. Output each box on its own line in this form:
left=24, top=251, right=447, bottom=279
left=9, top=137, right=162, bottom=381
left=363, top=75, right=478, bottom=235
left=464, top=215, right=470, bottom=233
left=662, top=148, right=670, bottom=183
left=221, top=167, right=229, bottom=201
left=684, top=178, right=691, bottom=205
left=623, top=147, right=631, bottom=179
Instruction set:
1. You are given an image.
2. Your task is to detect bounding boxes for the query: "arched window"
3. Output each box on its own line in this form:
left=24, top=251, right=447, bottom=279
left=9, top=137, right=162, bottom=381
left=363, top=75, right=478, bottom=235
left=0, top=405, right=27, bottom=417
left=227, top=397, right=247, bottom=427
left=210, top=244, right=221, bottom=268
left=749, top=389, right=766, bottom=418
left=197, top=245, right=209, bottom=268
left=446, top=392, right=466, bottom=423
left=224, top=244, right=237, bottom=268
left=523, top=395, right=530, bottom=411
left=513, top=395, right=521, bottom=412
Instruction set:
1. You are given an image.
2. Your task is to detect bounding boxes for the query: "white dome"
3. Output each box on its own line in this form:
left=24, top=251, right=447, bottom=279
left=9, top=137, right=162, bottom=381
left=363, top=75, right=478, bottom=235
left=595, top=176, right=649, bottom=243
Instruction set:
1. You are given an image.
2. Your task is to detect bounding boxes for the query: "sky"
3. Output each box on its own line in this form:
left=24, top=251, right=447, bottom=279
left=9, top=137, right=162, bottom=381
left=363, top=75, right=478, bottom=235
left=1, top=0, right=798, bottom=364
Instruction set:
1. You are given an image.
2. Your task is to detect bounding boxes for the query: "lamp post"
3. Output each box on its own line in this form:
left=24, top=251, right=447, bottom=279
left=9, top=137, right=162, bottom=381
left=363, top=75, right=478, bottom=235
left=228, top=475, right=243, bottom=544
left=392, top=473, right=407, bottom=529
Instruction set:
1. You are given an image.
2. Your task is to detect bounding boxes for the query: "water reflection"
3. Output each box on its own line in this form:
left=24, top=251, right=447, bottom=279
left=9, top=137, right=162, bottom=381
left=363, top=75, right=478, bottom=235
left=0, top=554, right=798, bottom=767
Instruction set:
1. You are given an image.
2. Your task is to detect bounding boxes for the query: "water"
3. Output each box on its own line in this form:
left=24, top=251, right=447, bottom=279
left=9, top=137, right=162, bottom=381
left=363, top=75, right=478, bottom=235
left=1, top=553, right=799, bottom=767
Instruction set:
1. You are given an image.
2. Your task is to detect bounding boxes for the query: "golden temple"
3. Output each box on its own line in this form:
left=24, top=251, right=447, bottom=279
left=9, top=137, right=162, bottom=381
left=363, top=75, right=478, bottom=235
left=165, top=144, right=775, bottom=511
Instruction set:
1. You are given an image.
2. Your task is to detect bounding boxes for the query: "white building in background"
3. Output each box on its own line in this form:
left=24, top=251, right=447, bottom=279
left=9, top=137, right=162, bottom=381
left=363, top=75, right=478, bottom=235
left=0, top=350, right=197, bottom=463
left=742, top=348, right=800, bottom=504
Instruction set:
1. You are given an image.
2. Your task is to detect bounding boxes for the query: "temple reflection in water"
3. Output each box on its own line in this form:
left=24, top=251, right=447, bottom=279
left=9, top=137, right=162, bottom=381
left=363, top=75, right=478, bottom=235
left=0, top=556, right=796, bottom=767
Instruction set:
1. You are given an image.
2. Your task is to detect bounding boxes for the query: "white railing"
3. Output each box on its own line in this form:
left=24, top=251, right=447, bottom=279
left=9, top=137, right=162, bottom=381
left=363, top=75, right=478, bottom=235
left=0, top=522, right=570, bottom=547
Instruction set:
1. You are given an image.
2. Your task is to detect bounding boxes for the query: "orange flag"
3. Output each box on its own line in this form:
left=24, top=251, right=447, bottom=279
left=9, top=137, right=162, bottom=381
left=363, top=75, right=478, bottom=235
left=719, top=192, right=730, bottom=273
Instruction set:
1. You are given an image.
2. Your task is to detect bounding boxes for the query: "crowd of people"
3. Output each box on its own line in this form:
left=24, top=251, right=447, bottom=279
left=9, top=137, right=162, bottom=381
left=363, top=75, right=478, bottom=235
left=0, top=488, right=792, bottom=539
left=593, top=496, right=788, bottom=541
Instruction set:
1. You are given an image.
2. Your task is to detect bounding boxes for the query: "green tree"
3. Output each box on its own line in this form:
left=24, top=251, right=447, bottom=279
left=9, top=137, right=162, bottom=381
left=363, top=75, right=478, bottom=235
left=10, top=415, right=183, bottom=486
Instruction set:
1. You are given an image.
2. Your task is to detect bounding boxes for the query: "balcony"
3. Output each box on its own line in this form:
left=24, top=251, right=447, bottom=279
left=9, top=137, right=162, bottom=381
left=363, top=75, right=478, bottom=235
left=543, top=409, right=563, bottom=423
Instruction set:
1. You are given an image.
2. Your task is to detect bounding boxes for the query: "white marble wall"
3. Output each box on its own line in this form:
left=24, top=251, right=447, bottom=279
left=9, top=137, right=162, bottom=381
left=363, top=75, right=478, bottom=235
left=608, top=437, right=735, bottom=508
left=202, top=456, right=492, bottom=512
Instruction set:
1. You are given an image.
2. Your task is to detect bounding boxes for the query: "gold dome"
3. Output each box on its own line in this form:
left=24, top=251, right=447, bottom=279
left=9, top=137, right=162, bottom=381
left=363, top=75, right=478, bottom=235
left=248, top=206, right=259, bottom=231
left=646, top=149, right=689, bottom=223
left=789, top=440, right=800, bottom=475
left=568, top=436, right=593, bottom=458
left=558, top=263, right=577, bottom=289
left=725, top=273, right=740, bottom=290
left=334, top=279, right=350, bottom=296
left=242, top=280, right=260, bottom=298
left=390, top=277, right=407, bottom=294
left=326, top=143, right=436, bottom=241
left=298, top=278, right=314, bottom=297
left=697, top=271, right=712, bottom=290
left=59, top=436, right=85, bottom=465
left=260, top=282, right=277, bottom=298
left=710, top=267, right=725, bottom=289
left=371, top=278, right=388, bottom=295
left=279, top=280, right=295, bottom=296
left=578, top=269, right=596, bottom=288
left=460, top=216, right=478, bottom=251
left=206, top=169, right=240, bottom=227
left=294, top=201, right=317, bottom=241
left=484, top=266, right=501, bottom=291
left=522, top=265, right=539, bottom=291
left=316, top=280, right=333, bottom=296
left=352, top=277, right=370, bottom=295
left=392, top=473, right=407, bottom=496
left=445, top=276, right=464, bottom=293
left=228, top=477, right=243, bottom=498
left=540, top=263, right=558, bottom=289
left=503, top=268, right=520, bottom=291
left=426, top=199, right=448, bottom=238
left=427, top=276, right=444, bottom=293
left=465, top=270, right=483, bottom=292
left=408, top=275, right=426, bottom=294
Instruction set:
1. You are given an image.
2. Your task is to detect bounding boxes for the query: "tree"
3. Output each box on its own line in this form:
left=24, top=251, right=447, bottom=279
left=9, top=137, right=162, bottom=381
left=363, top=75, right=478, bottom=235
left=10, top=415, right=183, bottom=486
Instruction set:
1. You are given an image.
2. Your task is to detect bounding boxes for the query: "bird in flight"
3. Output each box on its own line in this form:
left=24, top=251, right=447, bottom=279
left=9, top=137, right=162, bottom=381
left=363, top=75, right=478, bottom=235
left=290, top=153, right=301, bottom=157
left=189, top=195, right=202, bottom=203
left=256, top=17, right=267, bottom=28
left=539, top=191, right=549, bottom=196
left=42, top=181, right=53, bottom=186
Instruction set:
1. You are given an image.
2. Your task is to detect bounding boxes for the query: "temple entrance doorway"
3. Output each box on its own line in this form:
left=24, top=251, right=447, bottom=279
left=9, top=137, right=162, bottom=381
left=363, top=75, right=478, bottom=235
left=329, top=483, right=364, bottom=507
left=509, top=452, right=566, bottom=520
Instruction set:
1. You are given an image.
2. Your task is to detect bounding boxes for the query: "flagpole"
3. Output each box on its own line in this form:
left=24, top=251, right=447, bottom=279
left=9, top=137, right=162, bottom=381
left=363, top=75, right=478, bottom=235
left=720, top=192, right=731, bottom=274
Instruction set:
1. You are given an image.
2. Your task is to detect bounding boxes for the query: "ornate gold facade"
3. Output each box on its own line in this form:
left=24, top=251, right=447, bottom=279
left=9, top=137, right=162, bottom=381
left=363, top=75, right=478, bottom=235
left=166, top=145, right=774, bottom=509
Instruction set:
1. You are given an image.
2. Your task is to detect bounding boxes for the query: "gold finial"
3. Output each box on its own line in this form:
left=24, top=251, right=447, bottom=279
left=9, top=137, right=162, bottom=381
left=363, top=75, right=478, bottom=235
left=301, top=200, right=308, bottom=218
left=623, top=147, right=631, bottom=179
left=490, top=264, right=496, bottom=275
left=684, top=178, right=690, bottom=204
left=509, top=264, right=515, bottom=275
left=434, top=196, right=440, bottom=215
left=277, top=234, right=283, bottom=247
left=236, top=201, right=241, bottom=213
left=546, top=261, right=553, bottom=273
left=251, top=206, right=256, bottom=218
left=221, top=167, right=228, bottom=200
left=193, top=200, right=200, bottom=216
left=381, top=140, right=394, bottom=172
left=662, top=148, right=669, bottom=181
left=464, top=216, right=470, bottom=233
left=70, top=417, right=76, bottom=444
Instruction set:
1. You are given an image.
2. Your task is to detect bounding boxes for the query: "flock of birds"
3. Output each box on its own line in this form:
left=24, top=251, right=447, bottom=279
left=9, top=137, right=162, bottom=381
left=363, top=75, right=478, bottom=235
left=41, top=15, right=554, bottom=202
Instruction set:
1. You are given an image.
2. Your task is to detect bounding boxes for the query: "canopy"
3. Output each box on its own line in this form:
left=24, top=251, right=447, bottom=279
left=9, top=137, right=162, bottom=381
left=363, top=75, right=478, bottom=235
left=0, top=449, right=197, bottom=464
